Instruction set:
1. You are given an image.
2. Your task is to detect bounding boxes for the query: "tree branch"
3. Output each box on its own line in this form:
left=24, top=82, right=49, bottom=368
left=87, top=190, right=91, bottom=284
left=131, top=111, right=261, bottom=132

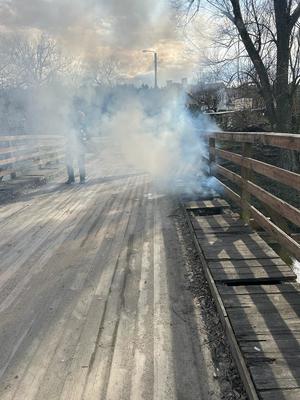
left=290, top=3, right=300, bottom=29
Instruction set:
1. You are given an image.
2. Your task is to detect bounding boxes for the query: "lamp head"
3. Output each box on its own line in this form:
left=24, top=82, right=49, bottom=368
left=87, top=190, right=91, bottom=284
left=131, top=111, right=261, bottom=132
left=142, top=49, right=156, bottom=54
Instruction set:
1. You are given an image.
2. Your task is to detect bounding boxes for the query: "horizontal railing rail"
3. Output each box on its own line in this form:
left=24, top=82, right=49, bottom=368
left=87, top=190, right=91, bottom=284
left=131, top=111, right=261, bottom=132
left=209, top=131, right=300, bottom=260
left=210, top=131, right=300, bottom=150
left=0, top=135, right=65, bottom=180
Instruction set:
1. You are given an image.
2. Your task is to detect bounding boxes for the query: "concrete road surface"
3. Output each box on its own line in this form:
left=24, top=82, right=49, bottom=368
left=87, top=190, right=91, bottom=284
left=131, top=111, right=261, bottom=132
left=0, top=146, right=221, bottom=399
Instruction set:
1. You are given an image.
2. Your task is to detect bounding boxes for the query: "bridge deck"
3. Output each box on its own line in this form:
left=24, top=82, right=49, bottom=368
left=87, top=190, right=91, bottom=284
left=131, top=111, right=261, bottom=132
left=184, top=199, right=299, bottom=400
left=0, top=150, right=220, bottom=400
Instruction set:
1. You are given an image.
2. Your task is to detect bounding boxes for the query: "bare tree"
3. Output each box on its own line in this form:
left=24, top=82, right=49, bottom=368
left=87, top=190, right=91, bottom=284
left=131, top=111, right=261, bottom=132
left=0, top=33, right=72, bottom=88
left=89, top=57, right=121, bottom=87
left=0, top=35, right=22, bottom=88
left=176, top=1, right=300, bottom=134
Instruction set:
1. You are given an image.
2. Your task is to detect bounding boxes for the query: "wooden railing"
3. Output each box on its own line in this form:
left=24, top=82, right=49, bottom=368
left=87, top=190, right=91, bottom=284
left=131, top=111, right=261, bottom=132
left=209, top=132, right=300, bottom=260
left=0, top=135, right=65, bottom=180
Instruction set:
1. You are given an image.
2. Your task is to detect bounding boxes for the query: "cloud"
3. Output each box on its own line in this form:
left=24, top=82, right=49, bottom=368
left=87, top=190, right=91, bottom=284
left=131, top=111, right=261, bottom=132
left=0, top=0, right=209, bottom=84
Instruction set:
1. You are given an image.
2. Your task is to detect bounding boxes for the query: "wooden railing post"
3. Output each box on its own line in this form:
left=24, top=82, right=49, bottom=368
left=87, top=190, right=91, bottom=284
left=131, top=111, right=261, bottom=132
left=37, top=140, right=43, bottom=170
left=241, top=142, right=252, bottom=223
left=209, top=137, right=216, bottom=176
left=213, top=131, right=300, bottom=260
left=9, top=139, right=17, bottom=179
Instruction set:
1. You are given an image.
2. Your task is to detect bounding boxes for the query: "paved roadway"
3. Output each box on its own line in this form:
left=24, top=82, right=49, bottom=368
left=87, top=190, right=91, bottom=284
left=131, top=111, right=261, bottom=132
left=0, top=144, right=220, bottom=400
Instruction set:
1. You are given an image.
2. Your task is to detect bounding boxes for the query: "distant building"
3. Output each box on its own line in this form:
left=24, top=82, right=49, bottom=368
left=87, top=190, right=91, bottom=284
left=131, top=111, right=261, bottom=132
left=232, top=97, right=253, bottom=110
left=181, top=78, right=188, bottom=88
left=166, top=80, right=184, bottom=91
left=229, top=83, right=264, bottom=110
left=187, top=81, right=265, bottom=113
left=187, top=82, right=231, bottom=112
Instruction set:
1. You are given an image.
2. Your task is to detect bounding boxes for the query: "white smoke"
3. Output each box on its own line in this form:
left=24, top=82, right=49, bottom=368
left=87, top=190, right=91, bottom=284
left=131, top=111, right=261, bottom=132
left=0, top=0, right=208, bottom=84
left=0, top=0, right=218, bottom=193
left=101, top=90, right=218, bottom=193
left=293, top=259, right=300, bottom=283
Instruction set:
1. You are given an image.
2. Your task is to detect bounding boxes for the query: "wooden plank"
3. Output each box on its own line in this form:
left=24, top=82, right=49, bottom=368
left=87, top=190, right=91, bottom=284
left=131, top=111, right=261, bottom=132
left=210, top=265, right=293, bottom=275
left=0, top=147, right=19, bottom=155
left=214, top=148, right=244, bottom=167
left=0, top=156, right=17, bottom=166
left=219, top=180, right=242, bottom=206
left=195, top=225, right=252, bottom=235
left=217, top=163, right=300, bottom=228
left=215, top=149, right=300, bottom=190
left=214, top=179, right=300, bottom=259
left=250, top=362, right=300, bottom=390
left=0, top=169, right=15, bottom=177
left=227, top=299, right=300, bottom=317
left=246, top=180, right=300, bottom=228
left=6, top=145, right=40, bottom=155
left=239, top=336, right=300, bottom=346
left=211, top=258, right=287, bottom=269
left=182, top=202, right=259, bottom=400
left=216, top=164, right=242, bottom=186
left=224, top=316, right=260, bottom=400
left=260, top=389, right=300, bottom=400
left=245, top=159, right=300, bottom=191
left=214, top=131, right=300, bottom=151
left=0, top=151, right=40, bottom=166
left=185, top=198, right=230, bottom=210
left=201, top=245, right=278, bottom=259
left=223, top=293, right=300, bottom=308
left=250, top=206, right=300, bottom=260
left=58, top=178, right=145, bottom=400
left=0, top=135, right=31, bottom=142
left=217, top=284, right=299, bottom=296
left=34, top=150, right=64, bottom=159
left=211, top=266, right=294, bottom=276
left=228, top=309, right=300, bottom=333
left=0, top=150, right=63, bottom=168
left=199, top=232, right=270, bottom=244
left=210, top=267, right=295, bottom=283
left=183, top=199, right=262, bottom=400
left=244, top=352, right=300, bottom=364
left=202, top=242, right=277, bottom=254
left=0, top=135, right=64, bottom=141
left=185, top=194, right=300, bottom=400
left=240, top=336, right=300, bottom=354
left=200, top=232, right=280, bottom=260
left=191, top=214, right=245, bottom=229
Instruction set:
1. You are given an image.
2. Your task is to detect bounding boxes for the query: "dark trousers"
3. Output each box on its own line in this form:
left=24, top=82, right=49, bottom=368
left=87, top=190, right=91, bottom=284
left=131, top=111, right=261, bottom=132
left=66, top=152, right=86, bottom=181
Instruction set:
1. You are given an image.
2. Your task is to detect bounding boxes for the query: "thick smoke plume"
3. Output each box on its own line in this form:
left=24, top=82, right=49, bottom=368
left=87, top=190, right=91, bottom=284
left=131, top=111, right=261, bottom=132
left=101, top=90, right=218, bottom=193
left=0, top=0, right=206, bottom=83
left=0, top=0, right=218, bottom=195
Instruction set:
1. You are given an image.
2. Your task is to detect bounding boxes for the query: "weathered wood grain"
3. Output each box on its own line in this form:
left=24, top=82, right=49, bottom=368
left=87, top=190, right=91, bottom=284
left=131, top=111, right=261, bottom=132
left=0, top=149, right=221, bottom=400
left=213, top=131, right=300, bottom=151
left=185, top=198, right=230, bottom=210
left=185, top=192, right=299, bottom=400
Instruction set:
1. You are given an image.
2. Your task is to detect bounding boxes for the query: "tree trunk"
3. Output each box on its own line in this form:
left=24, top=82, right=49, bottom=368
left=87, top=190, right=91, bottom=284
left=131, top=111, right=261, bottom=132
left=274, top=0, right=291, bottom=132
left=227, top=1, right=299, bottom=170
left=273, top=1, right=299, bottom=171
left=230, top=1, right=277, bottom=127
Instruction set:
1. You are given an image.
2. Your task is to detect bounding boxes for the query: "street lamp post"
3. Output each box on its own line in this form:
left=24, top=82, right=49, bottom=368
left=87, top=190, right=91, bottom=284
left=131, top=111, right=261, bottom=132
left=142, top=50, right=158, bottom=89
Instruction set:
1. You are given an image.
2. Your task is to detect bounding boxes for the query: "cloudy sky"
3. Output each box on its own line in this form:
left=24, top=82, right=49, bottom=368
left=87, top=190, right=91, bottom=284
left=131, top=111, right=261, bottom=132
left=0, top=0, right=210, bottom=86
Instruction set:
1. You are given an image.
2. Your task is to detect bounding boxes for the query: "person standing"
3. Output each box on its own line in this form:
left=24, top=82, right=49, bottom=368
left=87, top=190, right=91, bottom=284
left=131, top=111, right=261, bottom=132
left=66, top=109, right=88, bottom=184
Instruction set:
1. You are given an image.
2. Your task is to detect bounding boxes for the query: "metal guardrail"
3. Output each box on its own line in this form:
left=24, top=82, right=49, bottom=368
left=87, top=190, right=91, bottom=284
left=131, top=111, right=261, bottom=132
left=0, top=135, right=65, bottom=180
left=209, top=131, right=300, bottom=260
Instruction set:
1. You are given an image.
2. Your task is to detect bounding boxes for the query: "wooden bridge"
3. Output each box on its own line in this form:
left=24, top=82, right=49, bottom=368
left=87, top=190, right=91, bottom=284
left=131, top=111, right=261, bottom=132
left=0, top=132, right=299, bottom=400
left=0, top=135, right=65, bottom=179
left=184, top=131, right=300, bottom=400
left=0, top=138, right=222, bottom=400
